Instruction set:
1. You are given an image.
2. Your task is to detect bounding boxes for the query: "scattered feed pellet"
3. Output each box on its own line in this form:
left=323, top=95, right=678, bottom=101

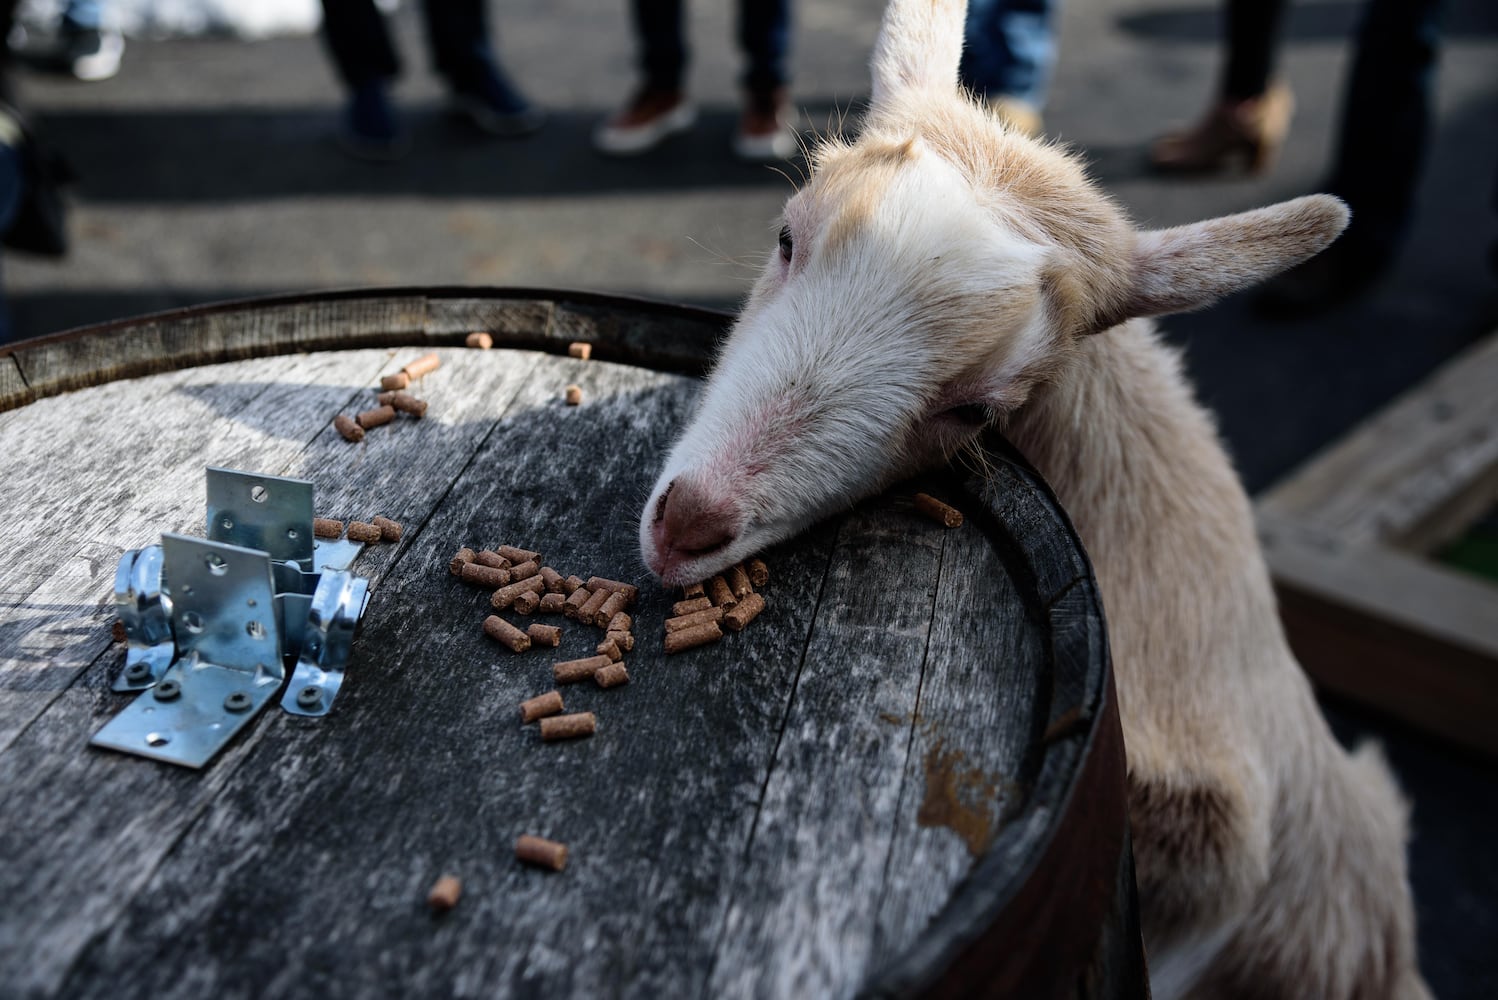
left=586, top=577, right=639, bottom=607
left=496, top=545, right=539, bottom=564
left=380, top=371, right=410, bottom=391
left=707, top=575, right=736, bottom=609
left=427, top=874, right=462, bottom=912
left=371, top=515, right=403, bottom=541
left=473, top=550, right=510, bottom=570
left=747, top=558, right=770, bottom=587
left=683, top=581, right=706, bottom=600
left=577, top=588, right=611, bottom=624
left=313, top=517, right=344, bottom=539
left=562, top=575, right=585, bottom=595
left=539, top=592, right=566, bottom=614
left=509, top=559, right=539, bottom=581
left=606, top=629, right=635, bottom=653
left=540, top=713, right=596, bottom=742
left=664, top=621, right=722, bottom=654
left=513, top=590, right=541, bottom=615
left=460, top=561, right=510, bottom=589
left=595, top=662, right=629, bottom=688
left=356, top=405, right=396, bottom=430
left=914, top=492, right=964, bottom=528
left=519, top=690, right=564, bottom=723
left=527, top=623, right=562, bottom=647
left=565, top=385, right=583, bottom=406
left=515, top=835, right=568, bottom=871
left=403, top=352, right=441, bottom=379
left=466, top=332, right=493, bottom=349
left=726, top=563, right=754, bottom=599
left=673, top=596, right=712, bottom=616
left=449, top=547, right=476, bottom=575
left=563, top=588, right=592, bottom=619
left=723, top=592, right=766, bottom=632
left=665, top=606, right=724, bottom=632
left=567, top=342, right=592, bottom=360
left=595, top=637, right=622, bottom=662
left=112, top=620, right=127, bottom=643
left=376, top=390, right=397, bottom=406
left=484, top=614, right=531, bottom=653
left=389, top=392, right=428, bottom=418
left=593, top=591, right=627, bottom=627
left=334, top=414, right=365, bottom=443
left=553, top=655, right=612, bottom=684
left=492, top=574, right=545, bottom=610
left=539, top=567, right=564, bottom=593
left=346, top=521, right=383, bottom=544
left=606, top=612, right=632, bottom=633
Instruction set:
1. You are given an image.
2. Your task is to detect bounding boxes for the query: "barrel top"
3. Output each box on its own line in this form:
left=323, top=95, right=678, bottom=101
left=0, top=292, right=1113, bottom=999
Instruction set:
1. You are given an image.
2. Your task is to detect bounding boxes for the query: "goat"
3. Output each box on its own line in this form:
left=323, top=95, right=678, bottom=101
left=637, top=1, right=1427, bottom=996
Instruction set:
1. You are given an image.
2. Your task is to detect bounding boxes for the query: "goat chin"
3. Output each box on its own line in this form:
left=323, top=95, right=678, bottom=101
left=642, top=1, right=1426, bottom=996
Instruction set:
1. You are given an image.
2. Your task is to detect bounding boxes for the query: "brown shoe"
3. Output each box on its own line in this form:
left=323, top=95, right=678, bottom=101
left=733, top=88, right=799, bottom=162
left=594, top=87, right=696, bottom=155
left=1150, top=83, right=1294, bottom=175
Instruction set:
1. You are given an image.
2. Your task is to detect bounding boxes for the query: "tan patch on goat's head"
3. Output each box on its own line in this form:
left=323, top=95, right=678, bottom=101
left=799, top=134, right=920, bottom=258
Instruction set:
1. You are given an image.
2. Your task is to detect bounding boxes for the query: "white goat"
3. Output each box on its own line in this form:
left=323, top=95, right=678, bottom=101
left=638, top=1, right=1427, bottom=996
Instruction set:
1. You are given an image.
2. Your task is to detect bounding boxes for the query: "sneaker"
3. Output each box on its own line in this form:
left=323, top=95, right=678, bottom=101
left=337, top=81, right=410, bottom=161
left=449, top=62, right=545, bottom=137
left=594, top=87, right=696, bottom=156
left=61, top=25, right=124, bottom=82
left=733, top=88, right=798, bottom=162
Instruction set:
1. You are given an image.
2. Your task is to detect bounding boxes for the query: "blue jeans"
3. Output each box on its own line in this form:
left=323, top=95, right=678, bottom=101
left=959, top=0, right=1058, bottom=107
left=631, top=0, right=790, bottom=96
left=320, top=0, right=496, bottom=90
left=63, top=0, right=103, bottom=31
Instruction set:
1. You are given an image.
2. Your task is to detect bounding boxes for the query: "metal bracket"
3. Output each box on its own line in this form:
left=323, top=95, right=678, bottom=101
left=95, top=467, right=375, bottom=768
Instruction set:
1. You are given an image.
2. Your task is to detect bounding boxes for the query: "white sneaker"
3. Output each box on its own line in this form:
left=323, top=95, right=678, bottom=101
left=732, top=89, right=799, bottom=162
left=66, top=27, right=124, bottom=83
left=594, top=89, right=697, bottom=156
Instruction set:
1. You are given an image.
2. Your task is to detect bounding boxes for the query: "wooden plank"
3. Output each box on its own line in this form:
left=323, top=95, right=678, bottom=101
left=0, top=347, right=546, bottom=996
left=1259, top=512, right=1498, bottom=756
left=552, top=299, right=725, bottom=376
left=39, top=362, right=839, bottom=999
left=871, top=503, right=1046, bottom=961
left=1258, top=329, right=1498, bottom=550
left=705, top=495, right=945, bottom=999
left=0, top=354, right=30, bottom=410
left=422, top=296, right=553, bottom=340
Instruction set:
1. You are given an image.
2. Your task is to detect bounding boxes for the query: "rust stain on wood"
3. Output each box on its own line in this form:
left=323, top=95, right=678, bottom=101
left=918, top=737, right=1006, bottom=856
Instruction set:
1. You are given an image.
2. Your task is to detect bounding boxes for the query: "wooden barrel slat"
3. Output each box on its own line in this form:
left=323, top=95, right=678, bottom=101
left=0, top=291, right=1138, bottom=999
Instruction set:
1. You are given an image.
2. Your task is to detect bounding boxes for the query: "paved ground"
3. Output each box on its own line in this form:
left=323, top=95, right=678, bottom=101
left=3, top=0, right=1496, bottom=994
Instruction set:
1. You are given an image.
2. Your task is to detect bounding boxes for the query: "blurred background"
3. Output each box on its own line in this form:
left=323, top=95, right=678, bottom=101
left=0, top=0, right=1494, bottom=994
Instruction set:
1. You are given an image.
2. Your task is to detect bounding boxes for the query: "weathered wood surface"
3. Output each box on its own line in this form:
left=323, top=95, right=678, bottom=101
left=0, top=306, right=1127, bottom=998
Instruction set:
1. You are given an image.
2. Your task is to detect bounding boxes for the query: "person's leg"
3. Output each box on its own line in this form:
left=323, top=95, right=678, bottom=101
left=738, top=0, right=789, bottom=98
left=319, top=0, right=406, bottom=159
left=595, top=0, right=695, bottom=156
left=57, top=0, right=124, bottom=82
left=959, top=0, right=1056, bottom=135
left=423, top=0, right=542, bottom=134
left=1324, top=0, right=1447, bottom=265
left=1151, top=0, right=1294, bottom=173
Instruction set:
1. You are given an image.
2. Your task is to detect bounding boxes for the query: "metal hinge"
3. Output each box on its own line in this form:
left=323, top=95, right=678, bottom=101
left=92, top=468, right=372, bottom=768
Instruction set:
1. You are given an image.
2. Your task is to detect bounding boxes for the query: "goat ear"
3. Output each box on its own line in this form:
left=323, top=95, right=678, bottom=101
left=869, top=0, right=967, bottom=113
left=1088, top=195, right=1350, bottom=333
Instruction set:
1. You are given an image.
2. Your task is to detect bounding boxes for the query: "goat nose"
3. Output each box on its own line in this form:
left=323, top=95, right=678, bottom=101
left=653, top=476, right=738, bottom=555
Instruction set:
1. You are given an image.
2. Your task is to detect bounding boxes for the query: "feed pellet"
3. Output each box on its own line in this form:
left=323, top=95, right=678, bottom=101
left=539, top=592, right=566, bottom=614
left=723, top=592, right=766, bottom=632
left=562, top=575, right=585, bottom=595
left=492, top=574, right=545, bottom=610
left=346, top=521, right=383, bottom=544
left=497, top=545, right=540, bottom=564
left=379, top=372, right=409, bottom=391
left=473, top=550, right=510, bottom=570
left=577, top=588, right=610, bottom=625
left=527, top=623, right=562, bottom=647
left=371, top=515, right=402, bottom=541
left=540, top=713, right=596, bottom=741
left=313, top=517, right=344, bottom=539
left=552, top=655, right=611, bottom=684
left=595, top=637, right=622, bottom=662
left=334, top=414, right=364, bottom=443
left=567, top=342, right=592, bottom=360
left=683, top=581, right=706, bottom=600
left=509, top=559, right=539, bottom=581
left=460, top=561, right=510, bottom=589
left=673, top=596, right=712, bottom=616
left=483, top=614, right=531, bottom=653
left=427, top=874, right=462, bottom=912
left=563, top=588, right=592, bottom=619
left=593, top=591, right=627, bottom=627
left=726, top=563, right=753, bottom=599
left=595, top=662, right=629, bottom=688
left=515, top=835, right=568, bottom=871
left=914, top=492, right=964, bottom=528
left=606, top=612, right=632, bottom=634
left=519, top=690, right=563, bottom=723
left=665, top=606, right=723, bottom=632
left=586, top=577, right=639, bottom=608
left=565, top=385, right=582, bottom=406
left=706, top=575, right=736, bottom=609
left=389, top=393, right=428, bottom=418
left=606, top=629, right=635, bottom=653
left=747, top=558, right=770, bottom=587
left=664, top=621, right=722, bottom=654
left=513, top=590, right=541, bottom=614
left=466, top=332, right=493, bottom=349
left=356, top=405, right=396, bottom=430
left=539, top=567, right=564, bottom=593
left=404, top=353, right=441, bottom=379
left=450, top=547, right=476, bottom=575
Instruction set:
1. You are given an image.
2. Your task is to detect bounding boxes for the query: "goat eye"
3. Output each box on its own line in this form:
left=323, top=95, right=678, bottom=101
left=778, top=225, right=793, bottom=263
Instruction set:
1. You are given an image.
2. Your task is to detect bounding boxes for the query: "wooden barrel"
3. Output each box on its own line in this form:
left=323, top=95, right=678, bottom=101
left=0, top=290, right=1143, bottom=999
